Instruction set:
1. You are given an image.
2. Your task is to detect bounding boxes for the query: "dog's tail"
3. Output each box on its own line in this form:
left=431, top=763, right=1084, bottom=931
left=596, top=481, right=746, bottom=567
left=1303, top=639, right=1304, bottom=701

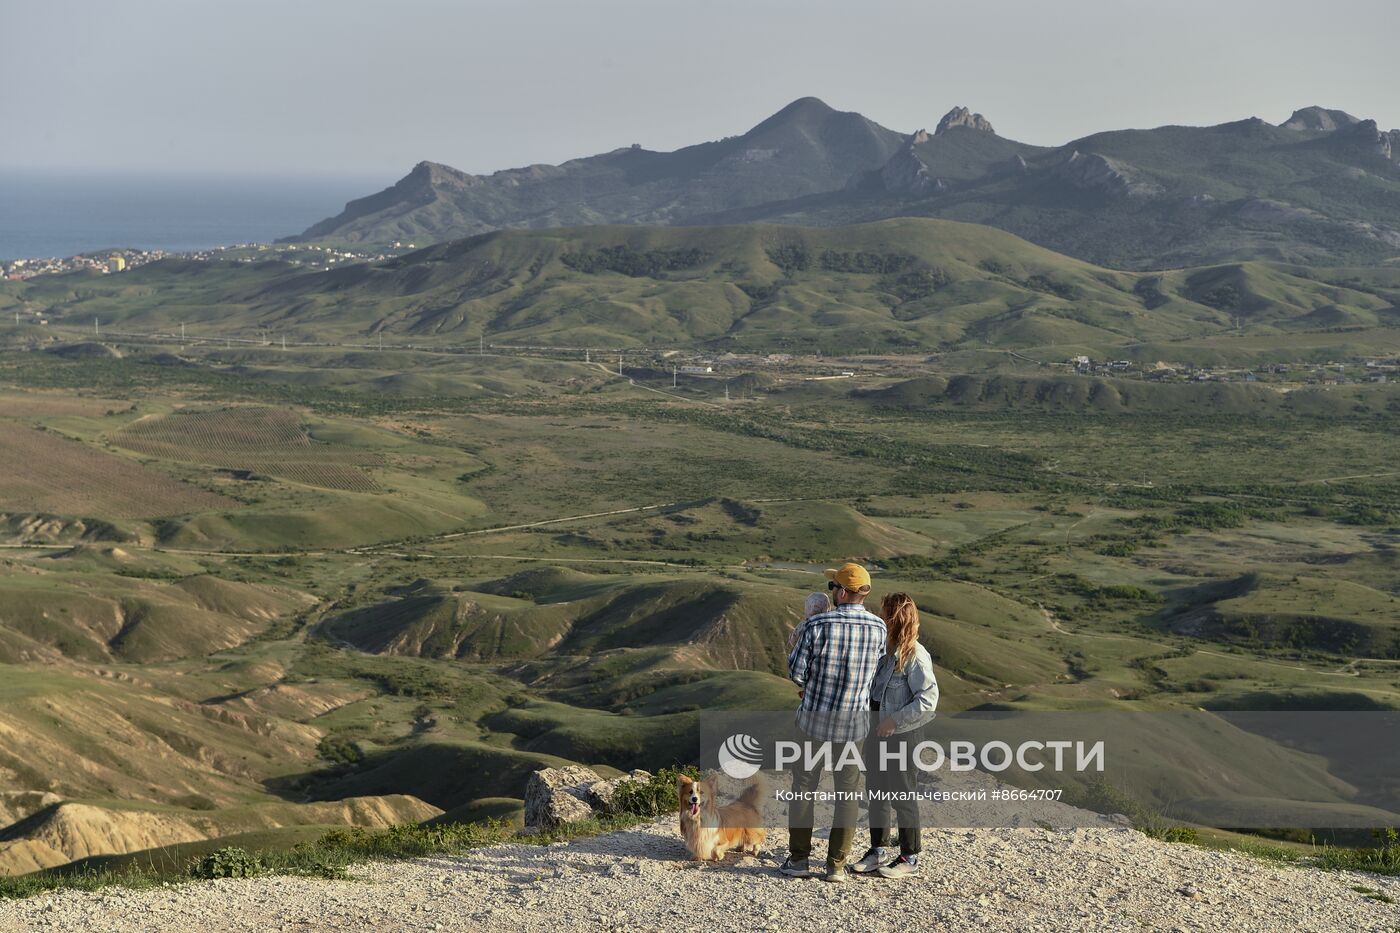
left=737, top=773, right=765, bottom=809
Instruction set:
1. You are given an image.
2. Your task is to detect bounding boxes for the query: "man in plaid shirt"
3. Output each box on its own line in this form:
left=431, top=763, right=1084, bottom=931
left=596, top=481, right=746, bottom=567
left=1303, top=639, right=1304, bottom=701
left=781, top=562, right=886, bottom=882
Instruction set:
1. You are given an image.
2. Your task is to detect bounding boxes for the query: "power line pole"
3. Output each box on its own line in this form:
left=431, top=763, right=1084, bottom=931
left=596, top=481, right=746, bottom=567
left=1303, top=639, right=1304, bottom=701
left=94, top=317, right=99, bottom=336
left=479, top=335, right=484, bottom=355
left=617, top=356, right=623, bottom=376
left=672, top=365, right=677, bottom=388
left=180, top=322, right=186, bottom=341
left=281, top=335, right=287, bottom=350
left=585, top=348, right=590, bottom=364
left=725, top=383, right=730, bottom=402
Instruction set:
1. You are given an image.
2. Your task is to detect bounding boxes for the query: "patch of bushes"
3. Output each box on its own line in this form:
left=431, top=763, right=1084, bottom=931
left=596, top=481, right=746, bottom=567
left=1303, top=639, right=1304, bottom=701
left=316, top=821, right=513, bottom=860
left=736, top=282, right=779, bottom=303
left=1142, top=825, right=1199, bottom=844
left=1126, top=502, right=1272, bottom=533
left=1059, top=573, right=1162, bottom=604
left=1023, top=273, right=1081, bottom=300
left=1133, top=276, right=1169, bottom=309
left=765, top=243, right=811, bottom=274
left=885, top=267, right=952, bottom=302
left=560, top=246, right=708, bottom=277
left=817, top=250, right=914, bottom=275
left=1199, top=284, right=1241, bottom=310
left=317, top=735, right=364, bottom=765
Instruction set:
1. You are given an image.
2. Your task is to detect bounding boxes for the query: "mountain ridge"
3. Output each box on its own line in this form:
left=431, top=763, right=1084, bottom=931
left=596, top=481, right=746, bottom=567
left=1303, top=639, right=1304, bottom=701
left=289, top=98, right=1400, bottom=270
left=293, top=97, right=904, bottom=244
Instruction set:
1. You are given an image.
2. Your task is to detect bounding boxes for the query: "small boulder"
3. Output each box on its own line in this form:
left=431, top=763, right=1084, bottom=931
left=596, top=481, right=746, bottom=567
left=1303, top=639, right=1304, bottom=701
left=523, top=766, right=601, bottom=829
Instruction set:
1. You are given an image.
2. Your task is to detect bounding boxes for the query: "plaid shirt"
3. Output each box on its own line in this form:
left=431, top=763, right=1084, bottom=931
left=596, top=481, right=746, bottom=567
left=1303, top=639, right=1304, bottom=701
left=787, top=603, right=887, bottom=742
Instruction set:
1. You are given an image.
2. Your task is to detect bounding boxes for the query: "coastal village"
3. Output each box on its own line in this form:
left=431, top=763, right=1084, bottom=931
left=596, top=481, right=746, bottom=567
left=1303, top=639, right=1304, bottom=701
left=1, top=242, right=404, bottom=281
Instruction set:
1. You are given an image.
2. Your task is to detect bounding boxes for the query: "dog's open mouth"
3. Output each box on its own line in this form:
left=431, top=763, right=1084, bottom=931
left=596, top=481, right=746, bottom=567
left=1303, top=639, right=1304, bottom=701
left=688, top=801, right=700, bottom=817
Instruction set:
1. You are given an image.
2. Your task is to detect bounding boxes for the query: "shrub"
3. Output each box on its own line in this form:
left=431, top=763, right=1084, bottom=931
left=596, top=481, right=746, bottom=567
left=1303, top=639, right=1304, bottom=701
left=189, top=847, right=264, bottom=880
left=609, top=765, right=700, bottom=818
left=317, top=735, right=364, bottom=765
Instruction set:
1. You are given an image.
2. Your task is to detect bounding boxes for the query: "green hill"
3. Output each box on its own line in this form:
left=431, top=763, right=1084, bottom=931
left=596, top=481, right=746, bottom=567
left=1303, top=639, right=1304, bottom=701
left=0, top=571, right=314, bottom=663
left=12, top=219, right=1400, bottom=356
left=323, top=571, right=814, bottom=676
left=1159, top=573, right=1400, bottom=658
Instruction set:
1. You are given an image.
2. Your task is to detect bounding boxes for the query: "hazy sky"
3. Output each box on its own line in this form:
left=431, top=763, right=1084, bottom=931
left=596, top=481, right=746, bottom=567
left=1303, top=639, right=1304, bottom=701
left=5, top=0, right=1397, bottom=180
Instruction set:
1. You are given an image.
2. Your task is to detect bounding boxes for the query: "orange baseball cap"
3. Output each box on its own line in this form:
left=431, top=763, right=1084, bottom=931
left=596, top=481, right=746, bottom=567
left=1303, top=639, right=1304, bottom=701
left=824, top=562, right=871, bottom=593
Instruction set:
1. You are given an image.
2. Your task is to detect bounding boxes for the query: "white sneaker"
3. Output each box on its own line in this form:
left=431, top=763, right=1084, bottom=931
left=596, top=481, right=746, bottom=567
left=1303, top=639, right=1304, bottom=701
left=876, top=854, right=919, bottom=879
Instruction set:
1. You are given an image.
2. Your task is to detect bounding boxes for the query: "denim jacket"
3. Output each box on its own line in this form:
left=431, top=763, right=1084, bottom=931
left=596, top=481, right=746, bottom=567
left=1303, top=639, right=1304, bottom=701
left=869, top=643, right=938, bottom=733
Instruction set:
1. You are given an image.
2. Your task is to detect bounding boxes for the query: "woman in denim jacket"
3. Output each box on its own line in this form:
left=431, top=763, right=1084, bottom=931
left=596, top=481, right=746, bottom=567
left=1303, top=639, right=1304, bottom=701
left=850, top=592, right=939, bottom=879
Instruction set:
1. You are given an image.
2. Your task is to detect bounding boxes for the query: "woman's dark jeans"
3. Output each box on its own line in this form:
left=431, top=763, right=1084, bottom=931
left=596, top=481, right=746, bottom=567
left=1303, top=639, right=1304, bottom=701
left=864, top=725, right=922, bottom=856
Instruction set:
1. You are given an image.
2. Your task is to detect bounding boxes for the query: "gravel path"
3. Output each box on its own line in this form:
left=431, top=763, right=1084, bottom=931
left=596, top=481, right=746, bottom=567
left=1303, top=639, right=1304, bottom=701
left=2, top=821, right=1398, bottom=932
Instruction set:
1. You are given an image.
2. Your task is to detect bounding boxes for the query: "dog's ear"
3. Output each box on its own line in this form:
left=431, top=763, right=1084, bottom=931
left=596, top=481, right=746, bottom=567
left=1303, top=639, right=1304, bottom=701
left=677, top=773, right=694, bottom=789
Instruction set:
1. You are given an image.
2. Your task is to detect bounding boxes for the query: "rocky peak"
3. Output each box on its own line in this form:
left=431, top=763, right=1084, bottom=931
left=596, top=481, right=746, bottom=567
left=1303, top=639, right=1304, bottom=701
left=1281, top=106, right=1361, bottom=131
left=405, top=161, right=475, bottom=189
left=910, top=129, right=931, bottom=145
left=935, top=107, right=995, bottom=135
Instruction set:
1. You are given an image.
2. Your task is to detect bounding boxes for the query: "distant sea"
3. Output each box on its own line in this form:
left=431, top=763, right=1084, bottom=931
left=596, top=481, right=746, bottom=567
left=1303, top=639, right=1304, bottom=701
left=0, top=171, right=393, bottom=260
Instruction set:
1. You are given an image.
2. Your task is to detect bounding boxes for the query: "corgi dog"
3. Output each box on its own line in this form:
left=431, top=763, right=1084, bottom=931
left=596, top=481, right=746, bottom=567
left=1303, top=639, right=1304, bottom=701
left=677, top=772, right=766, bottom=861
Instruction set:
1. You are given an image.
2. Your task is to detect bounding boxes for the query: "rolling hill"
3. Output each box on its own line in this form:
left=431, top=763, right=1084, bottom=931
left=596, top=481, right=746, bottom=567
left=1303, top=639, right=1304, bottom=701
left=13, top=218, right=1400, bottom=356
left=288, top=99, right=1400, bottom=269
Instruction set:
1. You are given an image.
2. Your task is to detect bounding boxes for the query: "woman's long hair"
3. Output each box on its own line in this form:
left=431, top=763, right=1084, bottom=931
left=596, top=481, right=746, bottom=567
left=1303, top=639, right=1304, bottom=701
left=881, top=592, right=920, bottom=672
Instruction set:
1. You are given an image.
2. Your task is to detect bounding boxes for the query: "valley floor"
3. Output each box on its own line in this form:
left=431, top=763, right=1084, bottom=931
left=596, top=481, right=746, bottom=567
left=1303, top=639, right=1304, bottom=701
left=2, top=820, right=1397, bottom=932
